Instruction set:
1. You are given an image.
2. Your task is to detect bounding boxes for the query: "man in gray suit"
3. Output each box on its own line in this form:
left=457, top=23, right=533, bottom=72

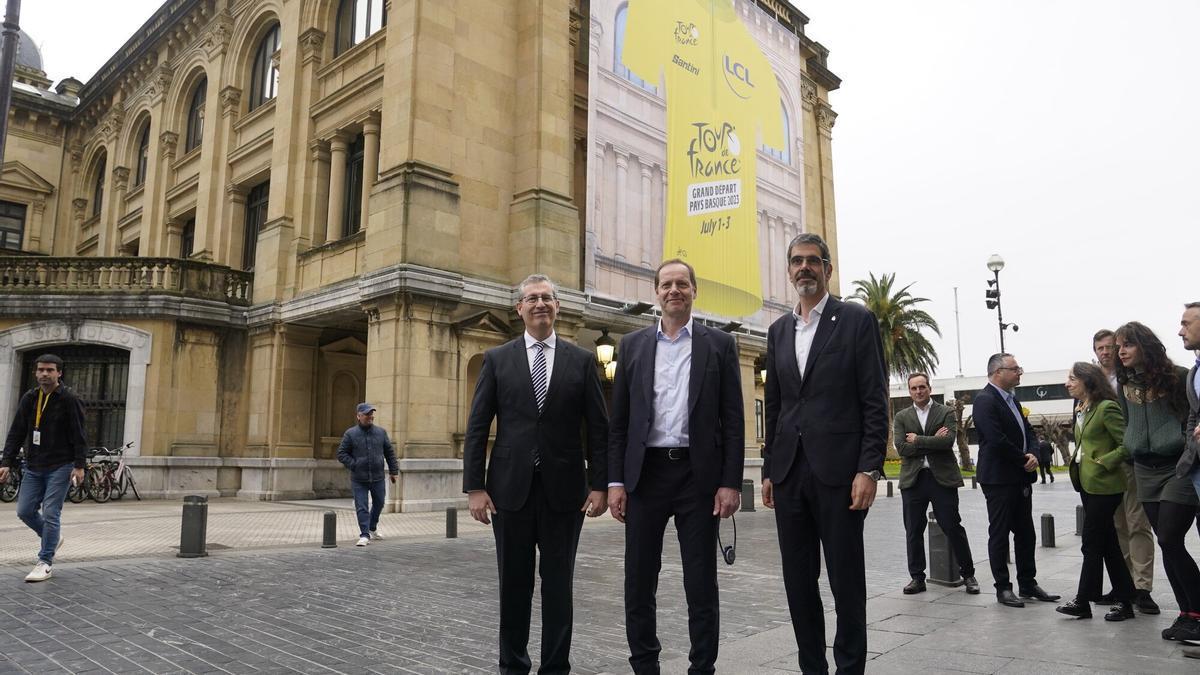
left=1179, top=302, right=1200, bottom=662
left=894, top=373, right=979, bottom=595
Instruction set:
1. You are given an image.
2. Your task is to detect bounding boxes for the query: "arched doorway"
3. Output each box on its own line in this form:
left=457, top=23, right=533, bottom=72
left=20, top=346, right=130, bottom=450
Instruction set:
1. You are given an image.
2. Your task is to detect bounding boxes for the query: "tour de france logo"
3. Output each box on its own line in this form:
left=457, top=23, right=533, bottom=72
left=686, top=121, right=742, bottom=236
left=674, top=21, right=699, bottom=45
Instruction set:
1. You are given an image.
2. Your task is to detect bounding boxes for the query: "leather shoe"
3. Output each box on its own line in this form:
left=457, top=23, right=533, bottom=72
left=1055, top=599, right=1092, bottom=619
left=997, top=590, right=1025, bottom=608
left=963, top=576, right=980, bottom=595
left=1135, top=590, right=1160, bottom=615
left=903, top=578, right=926, bottom=595
left=1094, top=591, right=1116, bottom=604
left=1019, top=585, right=1061, bottom=602
left=1104, top=601, right=1136, bottom=622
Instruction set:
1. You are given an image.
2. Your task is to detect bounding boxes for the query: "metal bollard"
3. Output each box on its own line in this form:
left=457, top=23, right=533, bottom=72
left=971, top=476, right=978, bottom=489
left=886, top=481, right=894, bottom=498
left=1041, top=513, right=1055, bottom=548
left=1075, top=504, right=1085, bottom=536
left=321, top=511, right=337, bottom=548
left=178, top=495, right=209, bottom=558
left=927, top=511, right=963, bottom=587
left=740, top=478, right=755, bottom=512
left=446, top=507, right=458, bottom=539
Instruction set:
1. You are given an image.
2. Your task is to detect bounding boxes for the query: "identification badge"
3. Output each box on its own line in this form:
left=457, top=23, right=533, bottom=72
left=32, top=430, right=41, bottom=446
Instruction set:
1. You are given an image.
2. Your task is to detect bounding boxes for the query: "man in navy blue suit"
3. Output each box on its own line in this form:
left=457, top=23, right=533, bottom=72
left=973, top=352, right=1061, bottom=608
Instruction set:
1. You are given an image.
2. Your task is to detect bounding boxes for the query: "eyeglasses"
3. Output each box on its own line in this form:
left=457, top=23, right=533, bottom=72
left=995, top=366, right=1024, bottom=374
left=789, top=255, right=829, bottom=268
left=520, top=294, right=557, bottom=306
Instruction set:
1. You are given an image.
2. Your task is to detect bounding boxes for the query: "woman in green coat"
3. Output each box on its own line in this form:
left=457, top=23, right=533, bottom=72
left=1056, top=362, right=1137, bottom=621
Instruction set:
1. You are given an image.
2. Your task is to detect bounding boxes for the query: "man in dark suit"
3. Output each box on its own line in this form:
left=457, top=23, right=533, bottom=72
left=973, top=352, right=1060, bottom=608
left=607, top=259, right=744, bottom=675
left=761, top=233, right=887, bottom=675
left=1179, top=302, right=1200, bottom=662
left=463, top=274, right=609, bottom=675
left=894, top=372, right=979, bottom=595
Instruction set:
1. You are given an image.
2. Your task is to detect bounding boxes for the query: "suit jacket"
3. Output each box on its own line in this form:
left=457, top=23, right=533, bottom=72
left=462, top=336, right=608, bottom=512
left=1178, top=364, right=1199, bottom=479
left=607, top=322, right=744, bottom=495
left=1075, top=399, right=1128, bottom=495
left=762, top=296, right=888, bottom=487
left=894, top=401, right=963, bottom=490
left=973, top=383, right=1037, bottom=486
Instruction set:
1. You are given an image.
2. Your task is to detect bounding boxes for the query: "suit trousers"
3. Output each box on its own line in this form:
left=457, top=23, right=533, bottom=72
left=1076, top=491, right=1135, bottom=602
left=981, top=483, right=1038, bottom=592
left=624, top=453, right=719, bottom=675
left=1112, top=463, right=1155, bottom=591
left=901, top=469, right=975, bottom=580
left=773, top=453, right=867, bottom=675
left=492, top=474, right=584, bottom=675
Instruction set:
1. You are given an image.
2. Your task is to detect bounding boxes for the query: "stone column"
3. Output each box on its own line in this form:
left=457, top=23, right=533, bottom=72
left=226, top=184, right=248, bottom=267
left=767, top=215, right=779, bottom=301
left=110, top=167, right=131, bottom=254
left=360, top=114, right=381, bottom=232
left=326, top=134, right=349, bottom=241
left=165, top=218, right=184, bottom=259
left=613, top=151, right=628, bottom=262
left=737, top=340, right=761, bottom=462
left=640, top=162, right=653, bottom=267
left=308, top=140, right=331, bottom=246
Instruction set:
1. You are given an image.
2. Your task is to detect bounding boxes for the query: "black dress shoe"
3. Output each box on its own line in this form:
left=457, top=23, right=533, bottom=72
left=903, top=579, right=927, bottom=594
left=1055, top=599, right=1092, bottom=619
left=1019, top=585, right=1061, bottom=602
left=1134, top=590, right=1160, bottom=615
left=1104, top=601, right=1136, bottom=622
left=997, top=590, right=1025, bottom=608
left=963, top=576, right=980, bottom=595
left=1094, top=591, right=1116, bottom=603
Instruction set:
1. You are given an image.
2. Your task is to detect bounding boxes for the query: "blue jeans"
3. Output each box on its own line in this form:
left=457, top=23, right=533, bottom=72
left=351, top=479, right=386, bottom=537
left=16, top=463, right=73, bottom=565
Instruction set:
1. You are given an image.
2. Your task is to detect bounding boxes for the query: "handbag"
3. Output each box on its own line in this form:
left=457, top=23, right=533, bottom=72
left=1068, top=457, right=1082, bottom=493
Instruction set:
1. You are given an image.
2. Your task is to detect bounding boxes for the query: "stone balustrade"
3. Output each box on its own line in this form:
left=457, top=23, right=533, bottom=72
left=0, top=256, right=253, bottom=306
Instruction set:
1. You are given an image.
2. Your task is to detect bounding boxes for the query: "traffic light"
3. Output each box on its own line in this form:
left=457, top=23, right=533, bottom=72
left=985, top=279, right=999, bottom=309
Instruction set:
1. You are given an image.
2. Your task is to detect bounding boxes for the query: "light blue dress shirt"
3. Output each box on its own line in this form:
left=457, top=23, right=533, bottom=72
left=646, top=319, right=693, bottom=448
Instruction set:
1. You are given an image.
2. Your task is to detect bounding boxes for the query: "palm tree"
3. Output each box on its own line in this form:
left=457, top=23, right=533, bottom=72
left=850, top=272, right=942, bottom=459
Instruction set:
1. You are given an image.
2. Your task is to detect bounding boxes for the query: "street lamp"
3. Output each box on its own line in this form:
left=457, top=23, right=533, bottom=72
left=595, top=328, right=616, bottom=366
left=984, top=254, right=1018, bottom=352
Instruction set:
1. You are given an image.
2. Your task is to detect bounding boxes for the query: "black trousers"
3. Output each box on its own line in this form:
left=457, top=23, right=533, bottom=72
left=981, top=483, right=1038, bottom=592
left=773, top=454, right=867, bottom=675
left=492, top=474, right=584, bottom=675
left=1038, top=461, right=1054, bottom=483
left=901, top=469, right=975, bottom=580
left=624, top=454, right=719, bottom=675
left=1143, top=500, right=1200, bottom=614
left=1076, top=491, right=1135, bottom=602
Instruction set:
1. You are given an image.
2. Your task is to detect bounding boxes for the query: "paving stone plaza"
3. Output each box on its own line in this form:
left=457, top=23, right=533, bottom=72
left=2, top=481, right=1197, bottom=674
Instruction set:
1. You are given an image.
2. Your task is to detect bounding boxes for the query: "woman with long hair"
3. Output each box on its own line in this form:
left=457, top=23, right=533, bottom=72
left=1114, top=321, right=1200, bottom=642
left=1056, top=362, right=1136, bottom=620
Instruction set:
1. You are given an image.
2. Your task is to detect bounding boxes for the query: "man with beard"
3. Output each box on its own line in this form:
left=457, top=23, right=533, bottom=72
left=1094, top=329, right=1158, bottom=614
left=761, top=233, right=887, bottom=675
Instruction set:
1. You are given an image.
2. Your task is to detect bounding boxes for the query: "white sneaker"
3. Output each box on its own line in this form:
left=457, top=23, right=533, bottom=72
left=370, top=530, right=383, bottom=540
left=355, top=536, right=370, bottom=547
left=25, top=562, right=52, bottom=582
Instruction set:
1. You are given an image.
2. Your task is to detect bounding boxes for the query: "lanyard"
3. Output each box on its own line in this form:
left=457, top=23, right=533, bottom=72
left=35, top=389, right=52, bottom=430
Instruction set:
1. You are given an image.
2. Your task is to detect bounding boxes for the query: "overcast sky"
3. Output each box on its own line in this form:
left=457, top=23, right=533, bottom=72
left=23, top=0, right=1198, bottom=378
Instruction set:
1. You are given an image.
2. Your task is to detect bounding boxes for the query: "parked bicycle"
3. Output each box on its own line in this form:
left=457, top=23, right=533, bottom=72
left=0, top=450, right=22, bottom=502
left=67, top=442, right=140, bottom=503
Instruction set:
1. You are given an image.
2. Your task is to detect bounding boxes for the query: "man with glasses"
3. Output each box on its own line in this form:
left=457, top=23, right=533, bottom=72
left=1093, top=329, right=1158, bottom=614
left=464, top=274, right=609, bottom=675
left=974, top=353, right=1060, bottom=608
left=761, top=233, right=887, bottom=675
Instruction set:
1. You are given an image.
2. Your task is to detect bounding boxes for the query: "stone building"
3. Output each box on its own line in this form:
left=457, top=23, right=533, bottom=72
left=0, top=0, right=842, bottom=509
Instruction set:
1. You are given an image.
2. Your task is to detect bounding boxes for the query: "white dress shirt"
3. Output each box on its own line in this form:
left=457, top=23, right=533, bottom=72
left=524, top=331, right=556, bottom=385
left=913, top=400, right=932, bottom=469
left=793, top=292, right=830, bottom=380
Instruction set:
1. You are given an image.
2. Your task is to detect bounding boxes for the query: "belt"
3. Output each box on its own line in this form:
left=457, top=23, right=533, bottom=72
left=647, top=446, right=689, bottom=460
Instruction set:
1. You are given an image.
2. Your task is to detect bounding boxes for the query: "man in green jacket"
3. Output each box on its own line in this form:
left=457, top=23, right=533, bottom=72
left=894, top=373, right=978, bottom=595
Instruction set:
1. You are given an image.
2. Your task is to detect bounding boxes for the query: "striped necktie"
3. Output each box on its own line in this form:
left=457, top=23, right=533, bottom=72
left=531, top=342, right=548, bottom=468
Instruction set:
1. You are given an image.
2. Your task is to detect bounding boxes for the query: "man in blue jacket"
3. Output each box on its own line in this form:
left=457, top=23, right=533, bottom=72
left=337, top=403, right=399, bottom=546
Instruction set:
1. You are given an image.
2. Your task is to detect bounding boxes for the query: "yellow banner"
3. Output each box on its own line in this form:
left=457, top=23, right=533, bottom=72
left=624, top=0, right=785, bottom=317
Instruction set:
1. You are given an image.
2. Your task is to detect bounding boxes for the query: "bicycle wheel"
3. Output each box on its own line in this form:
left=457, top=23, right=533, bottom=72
left=111, top=469, right=124, bottom=501
left=0, top=474, right=17, bottom=502
left=88, top=466, right=112, bottom=503
left=126, top=471, right=141, bottom=501
left=68, top=477, right=87, bottom=503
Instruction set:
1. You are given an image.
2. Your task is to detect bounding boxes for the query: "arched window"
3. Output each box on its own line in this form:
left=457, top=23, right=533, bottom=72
left=763, top=101, right=791, bottom=164
left=335, top=0, right=387, bottom=56
left=185, top=77, right=207, bottom=153
left=249, top=23, right=280, bottom=111
left=614, top=4, right=655, bottom=94
left=91, top=154, right=106, bottom=217
left=134, top=121, right=151, bottom=186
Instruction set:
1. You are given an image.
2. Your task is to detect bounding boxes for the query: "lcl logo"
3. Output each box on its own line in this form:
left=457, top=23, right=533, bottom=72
left=723, top=55, right=754, bottom=99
